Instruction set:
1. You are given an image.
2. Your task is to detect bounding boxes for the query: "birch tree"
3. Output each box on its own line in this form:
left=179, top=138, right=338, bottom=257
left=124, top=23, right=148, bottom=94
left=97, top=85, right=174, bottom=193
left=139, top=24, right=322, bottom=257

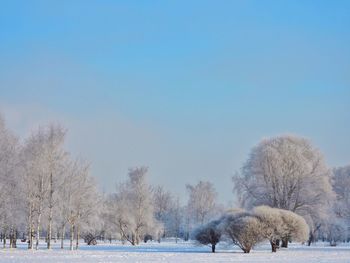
left=43, top=124, right=67, bottom=249
left=111, top=167, right=158, bottom=245
left=0, top=115, right=23, bottom=248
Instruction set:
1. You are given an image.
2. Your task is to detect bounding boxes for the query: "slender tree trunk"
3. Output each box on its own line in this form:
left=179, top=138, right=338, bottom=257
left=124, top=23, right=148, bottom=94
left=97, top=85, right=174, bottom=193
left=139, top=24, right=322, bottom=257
left=131, top=233, right=135, bottom=246
left=211, top=244, right=216, bottom=253
left=36, top=212, right=42, bottom=250
left=36, top=177, right=44, bottom=250
left=75, top=225, right=79, bottom=250
left=47, top=172, right=53, bottom=249
left=61, top=224, right=65, bottom=249
left=28, top=204, right=33, bottom=249
left=70, top=224, right=74, bottom=251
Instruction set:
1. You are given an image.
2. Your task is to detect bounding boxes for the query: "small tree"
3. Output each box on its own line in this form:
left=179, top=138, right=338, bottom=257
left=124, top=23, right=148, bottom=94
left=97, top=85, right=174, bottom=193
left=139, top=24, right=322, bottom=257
left=253, top=206, right=285, bottom=252
left=221, top=211, right=264, bottom=253
left=279, top=209, right=309, bottom=248
left=253, top=206, right=309, bottom=251
left=193, top=220, right=222, bottom=253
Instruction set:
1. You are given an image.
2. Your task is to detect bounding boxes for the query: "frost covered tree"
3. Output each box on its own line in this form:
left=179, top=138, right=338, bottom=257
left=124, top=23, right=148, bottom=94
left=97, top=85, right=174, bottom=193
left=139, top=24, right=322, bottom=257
left=233, top=135, right=334, bottom=245
left=193, top=219, right=222, bottom=253
left=21, top=124, right=68, bottom=250
left=220, top=211, right=264, bottom=253
left=253, top=206, right=286, bottom=252
left=110, top=167, right=159, bottom=245
left=253, top=206, right=309, bottom=251
left=186, top=181, right=217, bottom=227
left=332, top=165, right=350, bottom=240
left=0, top=112, right=101, bottom=250
left=168, top=196, right=183, bottom=243
left=0, top=115, right=23, bottom=248
left=324, top=218, right=347, bottom=247
left=60, top=160, right=98, bottom=250
left=278, top=209, right=309, bottom=248
left=43, top=124, right=67, bottom=249
left=153, top=185, right=173, bottom=238
left=22, top=127, right=49, bottom=250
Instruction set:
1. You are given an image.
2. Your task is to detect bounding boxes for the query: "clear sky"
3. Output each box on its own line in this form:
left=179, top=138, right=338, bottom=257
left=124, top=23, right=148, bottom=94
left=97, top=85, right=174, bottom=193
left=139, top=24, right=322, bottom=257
left=0, top=0, right=349, bottom=204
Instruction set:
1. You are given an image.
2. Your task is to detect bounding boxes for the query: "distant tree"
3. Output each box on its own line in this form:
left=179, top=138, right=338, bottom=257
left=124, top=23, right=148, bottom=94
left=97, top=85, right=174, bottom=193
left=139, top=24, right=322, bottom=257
left=110, top=167, right=158, bottom=245
left=43, top=124, right=67, bottom=249
left=169, top=197, right=182, bottom=243
left=233, top=135, right=334, bottom=246
left=22, top=128, right=49, bottom=250
left=0, top=115, right=23, bottom=249
left=332, top=165, right=350, bottom=241
left=153, top=185, right=173, bottom=238
left=186, top=181, right=217, bottom=227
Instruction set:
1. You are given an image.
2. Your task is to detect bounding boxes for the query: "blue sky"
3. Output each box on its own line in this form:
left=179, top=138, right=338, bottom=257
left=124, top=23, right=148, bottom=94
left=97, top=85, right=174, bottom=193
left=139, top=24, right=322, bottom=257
left=0, top=0, right=349, bottom=203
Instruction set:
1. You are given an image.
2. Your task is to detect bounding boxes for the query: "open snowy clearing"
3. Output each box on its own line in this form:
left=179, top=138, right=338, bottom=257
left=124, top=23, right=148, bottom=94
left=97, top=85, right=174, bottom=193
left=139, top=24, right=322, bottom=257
left=0, top=240, right=349, bottom=263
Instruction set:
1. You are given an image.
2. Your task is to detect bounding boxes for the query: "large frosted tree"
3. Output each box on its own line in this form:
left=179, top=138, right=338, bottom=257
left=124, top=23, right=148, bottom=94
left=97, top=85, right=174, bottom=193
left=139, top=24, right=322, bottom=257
left=233, top=135, right=334, bottom=246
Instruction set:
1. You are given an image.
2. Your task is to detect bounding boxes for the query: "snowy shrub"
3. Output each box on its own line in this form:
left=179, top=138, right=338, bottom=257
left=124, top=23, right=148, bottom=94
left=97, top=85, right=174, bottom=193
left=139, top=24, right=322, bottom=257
left=253, top=206, right=309, bottom=251
left=279, top=209, right=309, bottom=247
left=253, top=206, right=286, bottom=252
left=220, top=211, right=264, bottom=253
left=193, top=219, right=222, bottom=253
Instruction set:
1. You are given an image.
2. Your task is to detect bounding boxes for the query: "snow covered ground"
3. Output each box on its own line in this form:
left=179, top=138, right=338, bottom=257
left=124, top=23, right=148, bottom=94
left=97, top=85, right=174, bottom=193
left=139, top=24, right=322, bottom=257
left=0, top=240, right=349, bottom=262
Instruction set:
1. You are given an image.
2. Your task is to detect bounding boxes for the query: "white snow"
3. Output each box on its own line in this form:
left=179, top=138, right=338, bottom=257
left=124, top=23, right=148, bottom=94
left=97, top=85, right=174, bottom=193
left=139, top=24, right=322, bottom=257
left=0, top=240, right=349, bottom=262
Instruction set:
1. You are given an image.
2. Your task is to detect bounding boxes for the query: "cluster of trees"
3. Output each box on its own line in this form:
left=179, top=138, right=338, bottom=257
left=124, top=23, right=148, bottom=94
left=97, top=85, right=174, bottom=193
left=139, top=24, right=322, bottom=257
left=0, top=112, right=221, bottom=250
left=101, top=168, right=220, bottom=245
left=0, top=112, right=349, bottom=253
left=0, top=115, right=100, bottom=250
left=233, top=135, right=350, bottom=247
left=194, top=206, right=309, bottom=253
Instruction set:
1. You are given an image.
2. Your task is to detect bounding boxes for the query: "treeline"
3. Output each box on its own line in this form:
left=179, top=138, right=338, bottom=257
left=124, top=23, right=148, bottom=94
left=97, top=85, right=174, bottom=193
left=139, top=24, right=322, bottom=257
left=0, top=113, right=349, bottom=252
